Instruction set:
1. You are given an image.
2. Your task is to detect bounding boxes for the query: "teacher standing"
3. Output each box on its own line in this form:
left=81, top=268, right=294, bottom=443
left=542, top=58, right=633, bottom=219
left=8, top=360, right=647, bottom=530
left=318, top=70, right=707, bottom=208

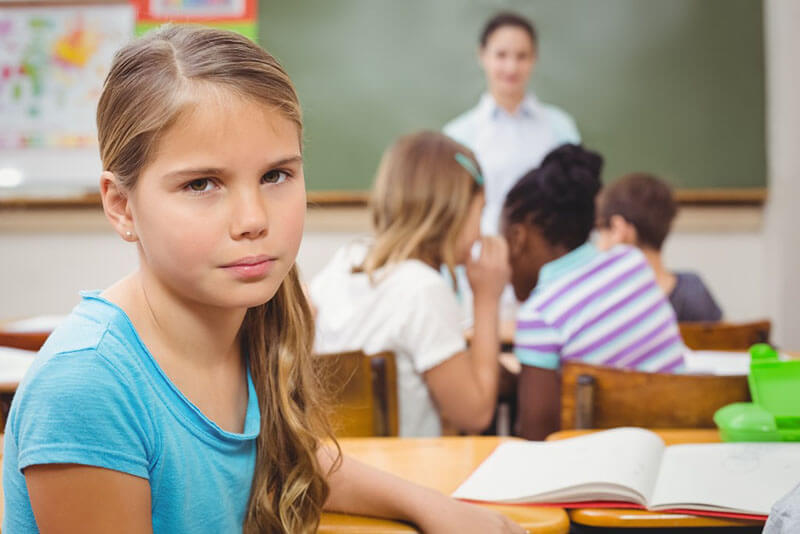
left=445, top=12, right=581, bottom=235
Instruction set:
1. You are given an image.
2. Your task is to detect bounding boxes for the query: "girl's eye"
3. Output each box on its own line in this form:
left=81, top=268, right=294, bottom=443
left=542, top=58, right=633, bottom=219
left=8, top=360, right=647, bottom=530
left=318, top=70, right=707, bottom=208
left=262, top=170, right=289, bottom=184
left=187, top=178, right=214, bottom=193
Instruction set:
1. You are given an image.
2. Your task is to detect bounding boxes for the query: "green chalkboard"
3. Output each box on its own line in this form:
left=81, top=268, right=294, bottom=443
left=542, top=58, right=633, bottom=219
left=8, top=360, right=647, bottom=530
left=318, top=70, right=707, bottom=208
left=259, top=0, right=765, bottom=195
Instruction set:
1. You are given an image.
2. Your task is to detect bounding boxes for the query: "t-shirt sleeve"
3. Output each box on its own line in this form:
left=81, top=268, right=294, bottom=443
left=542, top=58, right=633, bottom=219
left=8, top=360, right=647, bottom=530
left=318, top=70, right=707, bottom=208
left=396, top=279, right=467, bottom=374
left=11, top=349, right=154, bottom=480
left=514, top=312, right=562, bottom=370
left=671, top=272, right=723, bottom=322
left=692, top=278, right=723, bottom=321
left=764, top=482, right=800, bottom=534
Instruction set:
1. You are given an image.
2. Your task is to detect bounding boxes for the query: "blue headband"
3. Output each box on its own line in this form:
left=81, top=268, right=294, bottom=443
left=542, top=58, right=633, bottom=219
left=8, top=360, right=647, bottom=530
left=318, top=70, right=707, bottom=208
left=454, top=153, right=484, bottom=186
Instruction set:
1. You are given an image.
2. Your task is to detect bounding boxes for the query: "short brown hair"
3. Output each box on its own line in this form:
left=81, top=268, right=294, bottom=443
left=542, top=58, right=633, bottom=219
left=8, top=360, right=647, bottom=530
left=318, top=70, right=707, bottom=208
left=597, top=173, right=677, bottom=251
left=480, top=12, right=537, bottom=49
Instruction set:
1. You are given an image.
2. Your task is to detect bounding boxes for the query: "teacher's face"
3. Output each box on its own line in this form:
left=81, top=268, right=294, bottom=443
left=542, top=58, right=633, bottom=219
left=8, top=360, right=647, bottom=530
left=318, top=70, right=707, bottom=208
left=479, top=26, right=536, bottom=99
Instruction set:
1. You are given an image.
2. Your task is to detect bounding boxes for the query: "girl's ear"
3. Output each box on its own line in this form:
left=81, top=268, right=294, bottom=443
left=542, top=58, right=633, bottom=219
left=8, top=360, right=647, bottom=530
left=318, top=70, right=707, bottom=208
left=100, top=171, right=137, bottom=242
left=505, top=222, right=528, bottom=260
left=609, top=214, right=637, bottom=246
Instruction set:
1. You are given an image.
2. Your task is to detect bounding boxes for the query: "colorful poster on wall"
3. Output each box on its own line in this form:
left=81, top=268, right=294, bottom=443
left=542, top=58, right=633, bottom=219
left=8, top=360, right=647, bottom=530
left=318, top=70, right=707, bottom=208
left=0, top=5, right=135, bottom=150
left=131, top=0, right=257, bottom=41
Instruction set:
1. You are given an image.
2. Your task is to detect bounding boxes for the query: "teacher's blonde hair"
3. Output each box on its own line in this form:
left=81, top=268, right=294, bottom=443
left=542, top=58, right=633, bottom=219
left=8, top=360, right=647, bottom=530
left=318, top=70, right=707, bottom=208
left=97, top=24, right=335, bottom=534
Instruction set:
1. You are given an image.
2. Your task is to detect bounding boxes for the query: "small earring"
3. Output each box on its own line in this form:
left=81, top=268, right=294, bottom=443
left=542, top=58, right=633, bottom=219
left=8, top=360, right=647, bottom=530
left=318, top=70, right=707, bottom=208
left=125, top=230, right=133, bottom=239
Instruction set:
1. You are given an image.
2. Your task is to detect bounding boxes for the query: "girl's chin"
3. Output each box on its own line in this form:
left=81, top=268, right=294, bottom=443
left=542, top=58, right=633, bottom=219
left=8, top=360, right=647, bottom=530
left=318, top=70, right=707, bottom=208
left=213, top=286, right=282, bottom=310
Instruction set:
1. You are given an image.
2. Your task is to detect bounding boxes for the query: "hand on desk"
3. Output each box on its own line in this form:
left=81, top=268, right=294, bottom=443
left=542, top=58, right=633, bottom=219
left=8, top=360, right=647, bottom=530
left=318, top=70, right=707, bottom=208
left=417, top=496, right=525, bottom=534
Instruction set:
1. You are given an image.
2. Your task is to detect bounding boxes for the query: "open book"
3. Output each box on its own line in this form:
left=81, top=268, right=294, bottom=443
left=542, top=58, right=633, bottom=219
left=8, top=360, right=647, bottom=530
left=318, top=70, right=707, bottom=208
left=453, top=428, right=800, bottom=520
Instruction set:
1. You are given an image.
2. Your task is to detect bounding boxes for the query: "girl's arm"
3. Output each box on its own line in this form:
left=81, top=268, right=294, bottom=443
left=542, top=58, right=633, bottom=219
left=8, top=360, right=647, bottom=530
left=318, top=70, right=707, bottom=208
left=319, top=447, right=523, bottom=533
left=516, top=364, right=561, bottom=440
left=424, top=236, right=510, bottom=433
left=25, top=464, right=153, bottom=533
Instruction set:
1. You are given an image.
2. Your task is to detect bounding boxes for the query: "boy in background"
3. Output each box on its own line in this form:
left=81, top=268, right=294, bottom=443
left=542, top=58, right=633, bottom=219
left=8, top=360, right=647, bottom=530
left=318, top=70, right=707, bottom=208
left=596, top=173, right=722, bottom=322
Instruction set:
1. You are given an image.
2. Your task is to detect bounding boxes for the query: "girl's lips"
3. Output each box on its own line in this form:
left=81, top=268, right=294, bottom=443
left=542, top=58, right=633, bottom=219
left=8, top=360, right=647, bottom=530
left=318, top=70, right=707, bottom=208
left=221, top=256, right=276, bottom=279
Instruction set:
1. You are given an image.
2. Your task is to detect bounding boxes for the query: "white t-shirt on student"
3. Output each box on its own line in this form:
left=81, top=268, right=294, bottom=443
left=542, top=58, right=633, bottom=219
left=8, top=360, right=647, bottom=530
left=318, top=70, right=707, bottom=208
left=310, top=240, right=466, bottom=437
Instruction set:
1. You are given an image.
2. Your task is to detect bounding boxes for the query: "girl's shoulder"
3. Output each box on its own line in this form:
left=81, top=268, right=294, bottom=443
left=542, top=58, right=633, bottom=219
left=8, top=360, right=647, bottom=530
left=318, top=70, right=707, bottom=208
left=15, top=292, right=153, bottom=415
left=35, top=291, right=144, bottom=374
left=310, top=242, right=454, bottom=316
left=7, top=293, right=158, bottom=469
left=312, top=239, right=445, bottom=286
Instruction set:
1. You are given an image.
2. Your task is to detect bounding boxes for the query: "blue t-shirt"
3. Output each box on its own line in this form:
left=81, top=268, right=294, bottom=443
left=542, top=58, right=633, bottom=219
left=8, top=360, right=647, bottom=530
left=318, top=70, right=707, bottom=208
left=3, top=291, right=261, bottom=533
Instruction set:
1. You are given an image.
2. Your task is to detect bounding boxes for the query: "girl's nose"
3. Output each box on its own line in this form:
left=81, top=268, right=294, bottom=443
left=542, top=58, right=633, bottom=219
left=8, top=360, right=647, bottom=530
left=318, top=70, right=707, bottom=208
left=230, top=188, right=268, bottom=240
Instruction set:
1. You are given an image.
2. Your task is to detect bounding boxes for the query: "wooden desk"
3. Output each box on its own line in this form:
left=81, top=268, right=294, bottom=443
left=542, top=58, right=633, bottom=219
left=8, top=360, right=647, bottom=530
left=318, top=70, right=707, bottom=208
left=319, top=437, right=569, bottom=533
left=546, top=429, right=764, bottom=529
left=0, top=436, right=566, bottom=533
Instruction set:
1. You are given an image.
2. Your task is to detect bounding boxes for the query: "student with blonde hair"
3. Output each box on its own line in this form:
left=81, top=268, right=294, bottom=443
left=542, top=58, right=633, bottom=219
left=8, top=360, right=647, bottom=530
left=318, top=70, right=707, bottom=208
left=3, top=26, right=522, bottom=534
left=311, top=131, right=510, bottom=437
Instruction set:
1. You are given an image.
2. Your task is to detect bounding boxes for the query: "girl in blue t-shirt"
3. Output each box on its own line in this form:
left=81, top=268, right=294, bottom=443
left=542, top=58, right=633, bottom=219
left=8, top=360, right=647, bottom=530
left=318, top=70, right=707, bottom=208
left=2, top=25, right=523, bottom=534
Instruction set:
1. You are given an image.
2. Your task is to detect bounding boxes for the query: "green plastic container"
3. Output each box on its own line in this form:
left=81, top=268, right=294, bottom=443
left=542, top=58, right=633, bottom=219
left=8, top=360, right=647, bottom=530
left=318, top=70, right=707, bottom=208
left=714, top=344, right=800, bottom=442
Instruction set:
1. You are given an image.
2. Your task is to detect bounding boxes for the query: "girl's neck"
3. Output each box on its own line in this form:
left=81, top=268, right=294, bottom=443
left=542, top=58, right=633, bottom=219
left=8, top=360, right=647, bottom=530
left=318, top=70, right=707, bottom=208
left=641, top=247, right=677, bottom=296
left=109, top=270, right=246, bottom=369
left=490, top=89, right=526, bottom=115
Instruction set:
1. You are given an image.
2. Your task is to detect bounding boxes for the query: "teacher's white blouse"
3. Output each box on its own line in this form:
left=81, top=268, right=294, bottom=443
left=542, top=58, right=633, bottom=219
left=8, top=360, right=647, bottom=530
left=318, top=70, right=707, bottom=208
left=444, top=93, right=580, bottom=235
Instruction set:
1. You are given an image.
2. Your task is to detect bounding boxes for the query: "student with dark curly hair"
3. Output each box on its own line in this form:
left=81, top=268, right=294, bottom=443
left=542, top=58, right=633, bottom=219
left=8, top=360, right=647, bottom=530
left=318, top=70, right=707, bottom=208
left=596, top=173, right=723, bottom=322
left=501, top=145, right=686, bottom=440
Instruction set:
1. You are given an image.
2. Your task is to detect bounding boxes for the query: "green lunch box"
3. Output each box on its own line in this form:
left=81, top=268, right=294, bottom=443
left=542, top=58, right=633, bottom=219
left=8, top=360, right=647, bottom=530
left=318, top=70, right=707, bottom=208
left=714, top=344, right=800, bottom=442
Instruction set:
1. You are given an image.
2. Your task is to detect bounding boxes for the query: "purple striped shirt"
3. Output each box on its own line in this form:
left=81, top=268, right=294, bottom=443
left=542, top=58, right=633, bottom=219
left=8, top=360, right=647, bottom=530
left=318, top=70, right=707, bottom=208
left=514, top=244, right=685, bottom=373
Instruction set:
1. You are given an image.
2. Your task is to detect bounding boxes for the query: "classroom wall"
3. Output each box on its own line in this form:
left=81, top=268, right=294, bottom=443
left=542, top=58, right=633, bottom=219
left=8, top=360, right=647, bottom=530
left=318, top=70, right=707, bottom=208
left=763, top=0, right=800, bottom=349
left=0, top=209, right=769, bottom=324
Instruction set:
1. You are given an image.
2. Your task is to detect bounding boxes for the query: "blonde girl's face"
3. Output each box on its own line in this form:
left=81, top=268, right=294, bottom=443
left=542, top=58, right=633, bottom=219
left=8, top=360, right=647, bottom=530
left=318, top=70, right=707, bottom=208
left=454, top=191, right=485, bottom=264
left=480, top=25, right=536, bottom=98
left=127, top=90, right=306, bottom=310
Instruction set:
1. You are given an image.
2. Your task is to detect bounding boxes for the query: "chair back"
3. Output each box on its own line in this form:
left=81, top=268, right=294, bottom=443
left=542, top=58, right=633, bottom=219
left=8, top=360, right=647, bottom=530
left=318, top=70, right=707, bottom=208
left=0, top=331, right=49, bottom=352
left=560, top=361, right=751, bottom=429
left=314, top=350, right=398, bottom=437
left=0, top=328, right=49, bottom=431
left=679, top=320, right=771, bottom=351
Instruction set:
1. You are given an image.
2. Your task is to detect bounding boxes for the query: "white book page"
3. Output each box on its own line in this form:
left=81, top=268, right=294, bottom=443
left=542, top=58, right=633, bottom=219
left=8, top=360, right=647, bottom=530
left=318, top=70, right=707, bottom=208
left=453, top=428, right=665, bottom=505
left=683, top=350, right=794, bottom=376
left=650, top=443, right=800, bottom=515
left=0, top=346, right=37, bottom=383
left=683, top=351, right=751, bottom=375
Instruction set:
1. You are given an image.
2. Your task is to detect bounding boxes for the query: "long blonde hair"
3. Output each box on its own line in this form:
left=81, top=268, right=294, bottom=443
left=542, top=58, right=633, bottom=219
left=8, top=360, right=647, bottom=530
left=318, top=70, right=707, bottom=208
left=360, top=131, right=483, bottom=282
left=97, top=25, right=334, bottom=533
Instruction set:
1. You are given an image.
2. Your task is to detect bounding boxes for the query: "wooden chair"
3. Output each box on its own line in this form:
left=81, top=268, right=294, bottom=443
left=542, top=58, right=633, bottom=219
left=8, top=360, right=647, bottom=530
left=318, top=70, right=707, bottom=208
left=0, top=329, right=49, bottom=431
left=560, top=361, right=751, bottom=430
left=679, top=320, right=771, bottom=351
left=0, top=331, right=49, bottom=352
left=313, top=350, right=399, bottom=437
